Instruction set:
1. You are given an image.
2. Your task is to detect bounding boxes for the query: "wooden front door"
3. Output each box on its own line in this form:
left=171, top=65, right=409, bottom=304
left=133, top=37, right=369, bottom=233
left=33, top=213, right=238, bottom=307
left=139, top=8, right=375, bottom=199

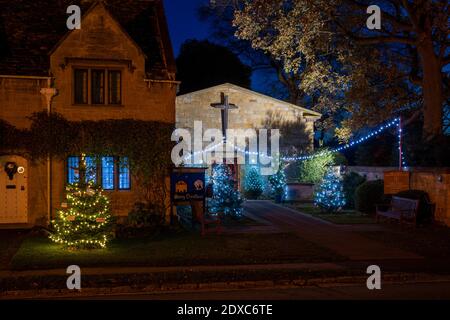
left=0, top=156, right=28, bottom=223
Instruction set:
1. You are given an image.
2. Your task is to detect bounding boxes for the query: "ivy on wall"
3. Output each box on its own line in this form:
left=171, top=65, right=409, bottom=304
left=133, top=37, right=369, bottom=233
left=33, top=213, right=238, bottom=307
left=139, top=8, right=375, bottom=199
left=0, top=111, right=174, bottom=211
left=0, top=120, right=30, bottom=152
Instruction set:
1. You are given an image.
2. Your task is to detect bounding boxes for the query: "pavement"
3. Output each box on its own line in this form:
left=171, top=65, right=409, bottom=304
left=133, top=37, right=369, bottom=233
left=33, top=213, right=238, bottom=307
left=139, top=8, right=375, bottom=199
left=244, top=201, right=422, bottom=261
left=72, top=280, right=450, bottom=300
left=0, top=262, right=346, bottom=278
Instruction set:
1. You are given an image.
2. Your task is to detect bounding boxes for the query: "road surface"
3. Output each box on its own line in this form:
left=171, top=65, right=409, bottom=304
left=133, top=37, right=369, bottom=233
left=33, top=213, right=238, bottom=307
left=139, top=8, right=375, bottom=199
left=71, top=281, right=450, bottom=300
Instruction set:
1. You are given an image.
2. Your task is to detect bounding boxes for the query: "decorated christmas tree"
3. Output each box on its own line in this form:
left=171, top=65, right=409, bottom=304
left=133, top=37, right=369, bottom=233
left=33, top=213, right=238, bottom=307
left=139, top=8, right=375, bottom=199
left=268, top=168, right=287, bottom=202
left=244, top=166, right=263, bottom=199
left=50, top=156, right=113, bottom=249
left=209, top=164, right=243, bottom=218
left=314, top=168, right=346, bottom=213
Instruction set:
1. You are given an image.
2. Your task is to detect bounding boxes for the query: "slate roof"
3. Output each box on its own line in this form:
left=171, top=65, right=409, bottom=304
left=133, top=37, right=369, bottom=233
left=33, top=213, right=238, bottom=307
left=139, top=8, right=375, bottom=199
left=0, top=0, right=175, bottom=77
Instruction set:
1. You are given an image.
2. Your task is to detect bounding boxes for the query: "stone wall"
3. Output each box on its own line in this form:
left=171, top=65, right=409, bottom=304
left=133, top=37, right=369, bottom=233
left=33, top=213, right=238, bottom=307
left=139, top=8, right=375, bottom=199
left=0, top=77, right=48, bottom=129
left=410, top=171, right=450, bottom=226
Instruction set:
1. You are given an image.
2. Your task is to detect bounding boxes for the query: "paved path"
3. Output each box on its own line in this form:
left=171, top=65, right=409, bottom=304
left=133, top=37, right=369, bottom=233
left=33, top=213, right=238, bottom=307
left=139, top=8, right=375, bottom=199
left=243, top=201, right=421, bottom=261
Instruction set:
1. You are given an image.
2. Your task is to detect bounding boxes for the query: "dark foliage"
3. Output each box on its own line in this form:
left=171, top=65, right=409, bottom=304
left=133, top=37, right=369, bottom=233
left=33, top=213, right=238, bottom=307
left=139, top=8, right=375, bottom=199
left=176, top=39, right=251, bottom=94
left=342, top=172, right=366, bottom=209
left=355, top=180, right=385, bottom=214
left=127, top=202, right=165, bottom=228
left=395, top=190, right=434, bottom=224
left=117, top=201, right=168, bottom=238
left=405, top=134, right=450, bottom=167
left=352, top=134, right=398, bottom=166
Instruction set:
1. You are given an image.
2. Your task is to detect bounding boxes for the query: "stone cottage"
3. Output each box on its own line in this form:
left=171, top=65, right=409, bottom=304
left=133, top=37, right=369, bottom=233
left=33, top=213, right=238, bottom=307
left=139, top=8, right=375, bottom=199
left=0, top=0, right=177, bottom=226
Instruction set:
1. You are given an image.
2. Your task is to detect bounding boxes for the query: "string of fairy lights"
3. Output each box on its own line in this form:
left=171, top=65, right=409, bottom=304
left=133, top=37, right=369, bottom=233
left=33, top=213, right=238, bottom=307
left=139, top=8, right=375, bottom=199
left=181, top=118, right=407, bottom=170
left=49, top=156, right=113, bottom=249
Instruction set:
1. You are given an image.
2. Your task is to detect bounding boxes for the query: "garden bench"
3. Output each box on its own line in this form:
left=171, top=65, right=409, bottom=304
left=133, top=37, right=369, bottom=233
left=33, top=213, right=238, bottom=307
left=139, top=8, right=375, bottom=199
left=376, top=196, right=419, bottom=226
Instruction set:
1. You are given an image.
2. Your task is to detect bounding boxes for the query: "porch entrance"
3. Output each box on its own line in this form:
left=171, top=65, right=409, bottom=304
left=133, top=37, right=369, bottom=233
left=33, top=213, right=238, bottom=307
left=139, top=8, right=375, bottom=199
left=0, top=156, right=28, bottom=223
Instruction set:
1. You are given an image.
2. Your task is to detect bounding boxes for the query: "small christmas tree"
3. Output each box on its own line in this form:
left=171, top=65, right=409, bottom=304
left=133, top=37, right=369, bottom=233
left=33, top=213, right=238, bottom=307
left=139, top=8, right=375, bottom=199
left=268, top=168, right=287, bottom=202
left=50, top=157, right=113, bottom=249
left=244, top=166, right=263, bottom=199
left=314, top=168, right=346, bottom=213
left=210, top=164, right=243, bottom=218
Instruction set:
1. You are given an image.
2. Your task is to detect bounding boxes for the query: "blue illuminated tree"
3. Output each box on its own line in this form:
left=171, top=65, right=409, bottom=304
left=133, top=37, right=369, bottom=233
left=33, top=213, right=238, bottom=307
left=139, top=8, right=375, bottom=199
left=210, top=164, right=243, bottom=218
left=244, top=166, right=263, bottom=199
left=314, top=168, right=346, bottom=213
left=268, top=168, right=287, bottom=203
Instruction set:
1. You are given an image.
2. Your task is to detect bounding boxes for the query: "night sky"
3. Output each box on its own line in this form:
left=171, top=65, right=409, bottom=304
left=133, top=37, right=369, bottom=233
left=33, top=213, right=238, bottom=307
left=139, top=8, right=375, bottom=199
left=164, top=0, right=210, bottom=56
left=164, top=0, right=271, bottom=93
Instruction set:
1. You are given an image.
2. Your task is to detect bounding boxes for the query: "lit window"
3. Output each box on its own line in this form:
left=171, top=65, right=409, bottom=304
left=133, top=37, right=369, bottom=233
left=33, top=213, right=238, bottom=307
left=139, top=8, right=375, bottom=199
left=118, top=157, right=130, bottom=190
left=67, top=157, right=80, bottom=184
left=102, top=157, right=115, bottom=190
left=67, top=156, right=131, bottom=190
left=85, top=156, right=97, bottom=184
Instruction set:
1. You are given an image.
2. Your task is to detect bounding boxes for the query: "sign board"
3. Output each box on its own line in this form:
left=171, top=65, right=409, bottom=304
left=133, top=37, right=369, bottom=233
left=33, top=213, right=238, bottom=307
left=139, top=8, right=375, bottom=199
left=170, top=167, right=206, bottom=204
left=384, top=171, right=410, bottom=195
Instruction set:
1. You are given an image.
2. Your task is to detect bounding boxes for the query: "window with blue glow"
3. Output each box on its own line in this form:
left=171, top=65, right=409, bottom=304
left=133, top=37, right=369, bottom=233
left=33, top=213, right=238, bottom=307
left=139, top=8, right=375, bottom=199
left=85, top=156, right=97, bottom=184
left=67, top=157, right=80, bottom=184
left=118, top=157, right=131, bottom=190
left=67, top=155, right=131, bottom=191
left=102, top=157, right=115, bottom=190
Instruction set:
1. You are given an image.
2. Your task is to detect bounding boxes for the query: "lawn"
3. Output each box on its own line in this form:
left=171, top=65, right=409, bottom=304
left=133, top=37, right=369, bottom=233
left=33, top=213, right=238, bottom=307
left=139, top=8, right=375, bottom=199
left=11, top=230, right=345, bottom=270
left=358, top=224, right=450, bottom=259
left=0, top=230, right=27, bottom=270
left=177, top=205, right=265, bottom=228
left=285, top=202, right=375, bottom=225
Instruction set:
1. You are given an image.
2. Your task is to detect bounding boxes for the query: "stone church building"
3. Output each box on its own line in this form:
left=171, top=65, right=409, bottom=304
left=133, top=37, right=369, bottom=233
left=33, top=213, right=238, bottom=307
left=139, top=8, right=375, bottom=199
left=0, top=0, right=177, bottom=226
left=176, top=83, right=322, bottom=185
left=176, top=83, right=321, bottom=137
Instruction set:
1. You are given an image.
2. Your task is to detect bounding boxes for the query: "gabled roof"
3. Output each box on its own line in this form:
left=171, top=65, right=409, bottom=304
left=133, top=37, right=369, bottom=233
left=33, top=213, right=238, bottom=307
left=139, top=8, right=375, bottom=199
left=177, top=83, right=322, bottom=118
left=0, top=0, right=175, bottom=77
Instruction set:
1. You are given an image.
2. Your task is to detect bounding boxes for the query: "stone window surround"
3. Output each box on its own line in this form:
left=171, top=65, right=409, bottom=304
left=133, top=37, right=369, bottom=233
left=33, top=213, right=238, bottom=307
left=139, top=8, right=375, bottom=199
left=62, top=58, right=133, bottom=107
left=71, top=66, right=124, bottom=107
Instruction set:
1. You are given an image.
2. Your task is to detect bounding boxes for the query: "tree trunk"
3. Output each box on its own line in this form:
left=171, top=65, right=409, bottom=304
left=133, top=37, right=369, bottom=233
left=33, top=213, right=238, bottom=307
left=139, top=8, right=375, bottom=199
left=418, top=39, right=443, bottom=139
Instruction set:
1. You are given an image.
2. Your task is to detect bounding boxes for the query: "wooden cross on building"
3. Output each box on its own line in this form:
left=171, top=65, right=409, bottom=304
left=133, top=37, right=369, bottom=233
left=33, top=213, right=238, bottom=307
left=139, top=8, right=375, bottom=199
left=210, top=92, right=238, bottom=141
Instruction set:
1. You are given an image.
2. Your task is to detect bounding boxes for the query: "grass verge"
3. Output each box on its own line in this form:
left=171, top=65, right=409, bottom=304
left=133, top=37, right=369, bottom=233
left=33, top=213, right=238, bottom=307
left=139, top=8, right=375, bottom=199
left=358, top=224, right=450, bottom=259
left=11, top=230, right=345, bottom=270
left=285, top=202, right=375, bottom=225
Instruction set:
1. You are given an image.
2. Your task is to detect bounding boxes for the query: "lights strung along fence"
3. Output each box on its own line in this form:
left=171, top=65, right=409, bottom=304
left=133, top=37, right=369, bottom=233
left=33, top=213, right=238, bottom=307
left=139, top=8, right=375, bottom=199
left=180, top=118, right=407, bottom=170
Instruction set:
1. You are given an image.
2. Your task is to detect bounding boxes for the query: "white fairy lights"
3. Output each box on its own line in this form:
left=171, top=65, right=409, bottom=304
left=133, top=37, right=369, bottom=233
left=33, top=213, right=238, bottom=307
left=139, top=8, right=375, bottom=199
left=180, top=118, right=407, bottom=169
